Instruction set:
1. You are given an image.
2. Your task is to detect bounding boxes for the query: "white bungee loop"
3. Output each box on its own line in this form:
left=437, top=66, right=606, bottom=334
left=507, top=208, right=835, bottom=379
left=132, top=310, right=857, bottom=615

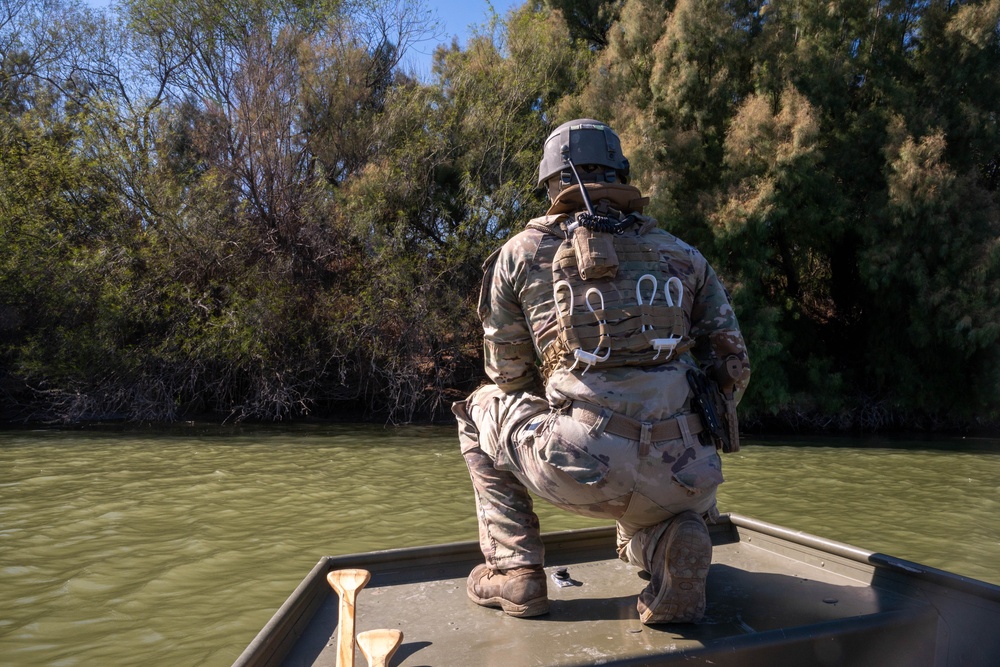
left=555, top=281, right=603, bottom=374
left=636, top=274, right=657, bottom=332
left=651, top=276, right=686, bottom=360
left=577, top=288, right=612, bottom=373
left=568, top=288, right=612, bottom=374
left=665, top=276, right=684, bottom=307
left=553, top=280, right=574, bottom=314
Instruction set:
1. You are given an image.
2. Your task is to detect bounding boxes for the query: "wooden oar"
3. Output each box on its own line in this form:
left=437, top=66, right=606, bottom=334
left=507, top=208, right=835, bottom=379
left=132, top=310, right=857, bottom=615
left=327, top=568, right=372, bottom=667
left=357, top=628, right=403, bottom=667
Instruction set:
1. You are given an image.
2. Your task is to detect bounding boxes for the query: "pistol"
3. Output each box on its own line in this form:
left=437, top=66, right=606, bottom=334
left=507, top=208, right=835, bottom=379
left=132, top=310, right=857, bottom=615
left=686, top=369, right=732, bottom=452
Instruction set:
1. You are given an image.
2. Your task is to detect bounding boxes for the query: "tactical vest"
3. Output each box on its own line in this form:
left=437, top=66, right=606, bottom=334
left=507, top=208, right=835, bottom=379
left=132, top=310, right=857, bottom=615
left=527, top=212, right=693, bottom=380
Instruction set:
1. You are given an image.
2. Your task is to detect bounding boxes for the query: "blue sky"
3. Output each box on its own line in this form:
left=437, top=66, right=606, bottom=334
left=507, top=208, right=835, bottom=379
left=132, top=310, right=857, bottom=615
left=404, top=0, right=525, bottom=78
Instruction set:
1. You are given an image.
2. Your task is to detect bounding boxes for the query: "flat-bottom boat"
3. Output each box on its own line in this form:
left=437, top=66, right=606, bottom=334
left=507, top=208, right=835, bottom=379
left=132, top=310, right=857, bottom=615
left=234, top=513, right=1000, bottom=666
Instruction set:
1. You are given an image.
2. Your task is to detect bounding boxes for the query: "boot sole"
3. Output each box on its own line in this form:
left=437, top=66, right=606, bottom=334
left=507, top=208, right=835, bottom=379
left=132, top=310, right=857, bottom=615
left=467, top=588, right=550, bottom=618
left=640, top=519, right=711, bottom=624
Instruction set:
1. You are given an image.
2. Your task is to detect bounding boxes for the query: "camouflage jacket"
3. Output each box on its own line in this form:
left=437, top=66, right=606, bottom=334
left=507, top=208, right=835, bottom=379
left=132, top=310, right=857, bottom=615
left=479, top=184, right=750, bottom=423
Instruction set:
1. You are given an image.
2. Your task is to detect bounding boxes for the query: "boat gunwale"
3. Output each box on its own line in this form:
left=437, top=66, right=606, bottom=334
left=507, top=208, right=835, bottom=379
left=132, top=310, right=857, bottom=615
left=727, top=514, right=1000, bottom=603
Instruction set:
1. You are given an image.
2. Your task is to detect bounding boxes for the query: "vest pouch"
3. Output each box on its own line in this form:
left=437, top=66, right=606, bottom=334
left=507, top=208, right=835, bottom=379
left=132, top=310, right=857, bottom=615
left=572, top=225, right=619, bottom=280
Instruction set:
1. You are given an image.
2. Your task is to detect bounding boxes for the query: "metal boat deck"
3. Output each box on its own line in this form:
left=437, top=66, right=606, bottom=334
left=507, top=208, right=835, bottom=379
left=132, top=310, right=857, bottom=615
left=235, top=514, right=1000, bottom=666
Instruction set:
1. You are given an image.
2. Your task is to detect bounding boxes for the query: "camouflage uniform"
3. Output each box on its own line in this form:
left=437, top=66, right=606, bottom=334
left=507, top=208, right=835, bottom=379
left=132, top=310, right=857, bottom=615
left=454, top=183, right=750, bottom=572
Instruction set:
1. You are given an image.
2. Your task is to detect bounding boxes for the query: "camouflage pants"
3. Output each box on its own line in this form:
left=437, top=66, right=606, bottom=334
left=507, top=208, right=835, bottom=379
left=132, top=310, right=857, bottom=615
left=453, top=384, right=723, bottom=572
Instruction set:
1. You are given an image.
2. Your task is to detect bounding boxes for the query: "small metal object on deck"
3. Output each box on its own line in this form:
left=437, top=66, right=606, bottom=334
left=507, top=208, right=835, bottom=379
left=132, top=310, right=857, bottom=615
left=552, top=567, right=581, bottom=588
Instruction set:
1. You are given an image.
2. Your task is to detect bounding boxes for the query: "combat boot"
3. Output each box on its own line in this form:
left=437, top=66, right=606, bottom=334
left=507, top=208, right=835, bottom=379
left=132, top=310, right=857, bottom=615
left=467, top=563, right=549, bottom=617
left=637, top=511, right=712, bottom=624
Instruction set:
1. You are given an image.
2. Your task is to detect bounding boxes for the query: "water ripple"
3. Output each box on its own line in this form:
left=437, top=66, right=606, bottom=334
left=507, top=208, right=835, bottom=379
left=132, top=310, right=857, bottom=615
left=0, top=427, right=998, bottom=666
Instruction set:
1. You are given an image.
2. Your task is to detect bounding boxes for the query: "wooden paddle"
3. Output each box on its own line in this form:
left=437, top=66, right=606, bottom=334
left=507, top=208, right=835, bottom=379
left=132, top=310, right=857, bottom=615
left=357, top=628, right=403, bottom=667
left=327, top=568, right=372, bottom=667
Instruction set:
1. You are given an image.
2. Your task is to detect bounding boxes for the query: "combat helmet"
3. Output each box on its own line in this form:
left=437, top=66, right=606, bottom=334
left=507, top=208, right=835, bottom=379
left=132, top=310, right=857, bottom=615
left=537, top=119, right=630, bottom=191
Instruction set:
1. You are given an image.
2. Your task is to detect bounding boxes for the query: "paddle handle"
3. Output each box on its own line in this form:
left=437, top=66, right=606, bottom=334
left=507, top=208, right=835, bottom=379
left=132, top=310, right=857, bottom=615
left=336, top=591, right=358, bottom=667
left=358, top=628, right=403, bottom=667
left=327, top=569, right=371, bottom=667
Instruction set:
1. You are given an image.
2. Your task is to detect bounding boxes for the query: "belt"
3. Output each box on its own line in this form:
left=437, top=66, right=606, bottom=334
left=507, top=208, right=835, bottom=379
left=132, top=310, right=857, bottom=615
left=570, top=401, right=704, bottom=448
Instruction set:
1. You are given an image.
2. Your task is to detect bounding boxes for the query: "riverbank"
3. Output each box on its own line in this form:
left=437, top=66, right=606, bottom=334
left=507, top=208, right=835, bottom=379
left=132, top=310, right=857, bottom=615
left=4, top=400, right=999, bottom=438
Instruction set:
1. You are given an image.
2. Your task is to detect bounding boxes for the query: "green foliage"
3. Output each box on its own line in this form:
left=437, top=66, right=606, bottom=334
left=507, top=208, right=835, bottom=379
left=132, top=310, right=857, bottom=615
left=541, top=0, right=621, bottom=48
left=2, top=0, right=1000, bottom=429
left=561, top=0, right=1000, bottom=427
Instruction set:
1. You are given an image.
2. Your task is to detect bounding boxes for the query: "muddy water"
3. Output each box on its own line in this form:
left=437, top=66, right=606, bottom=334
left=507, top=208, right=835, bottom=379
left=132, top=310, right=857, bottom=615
left=1, top=426, right=997, bottom=666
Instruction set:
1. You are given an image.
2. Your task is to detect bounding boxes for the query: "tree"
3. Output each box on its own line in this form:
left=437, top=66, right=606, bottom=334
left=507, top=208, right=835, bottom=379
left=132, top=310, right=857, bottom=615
left=327, top=4, right=589, bottom=419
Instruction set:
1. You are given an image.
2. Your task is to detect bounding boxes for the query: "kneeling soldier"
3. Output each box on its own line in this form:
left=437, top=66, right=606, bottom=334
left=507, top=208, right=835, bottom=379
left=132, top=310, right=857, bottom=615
left=454, top=119, right=750, bottom=623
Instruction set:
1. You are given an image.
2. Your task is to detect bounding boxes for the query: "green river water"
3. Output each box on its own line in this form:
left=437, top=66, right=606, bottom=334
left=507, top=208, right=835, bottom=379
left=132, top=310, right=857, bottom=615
left=1, top=425, right=998, bottom=666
